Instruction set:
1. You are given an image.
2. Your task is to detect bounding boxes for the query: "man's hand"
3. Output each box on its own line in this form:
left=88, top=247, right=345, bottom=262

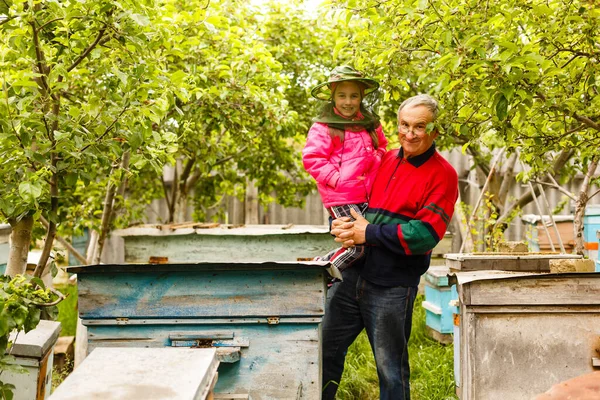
left=331, top=209, right=369, bottom=248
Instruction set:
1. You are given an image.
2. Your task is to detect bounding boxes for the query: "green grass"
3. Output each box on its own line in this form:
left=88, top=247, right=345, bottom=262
left=55, top=283, right=78, bottom=337
left=336, top=295, right=458, bottom=400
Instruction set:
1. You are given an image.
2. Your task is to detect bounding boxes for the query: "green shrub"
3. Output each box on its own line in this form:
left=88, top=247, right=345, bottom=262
left=0, top=275, right=61, bottom=399
left=55, top=284, right=78, bottom=337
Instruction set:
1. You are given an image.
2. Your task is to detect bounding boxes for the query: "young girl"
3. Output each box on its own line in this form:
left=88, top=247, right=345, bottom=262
left=302, top=65, right=387, bottom=277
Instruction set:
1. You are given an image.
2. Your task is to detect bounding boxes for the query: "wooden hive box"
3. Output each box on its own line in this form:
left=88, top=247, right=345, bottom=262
left=451, top=271, right=600, bottom=400
left=67, top=261, right=328, bottom=399
left=422, top=266, right=458, bottom=343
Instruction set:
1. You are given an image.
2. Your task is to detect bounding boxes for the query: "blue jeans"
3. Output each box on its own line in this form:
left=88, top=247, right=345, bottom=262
left=321, top=267, right=417, bottom=400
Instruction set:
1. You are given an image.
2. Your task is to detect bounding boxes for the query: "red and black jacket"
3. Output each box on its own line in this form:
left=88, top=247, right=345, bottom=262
left=360, top=143, right=459, bottom=287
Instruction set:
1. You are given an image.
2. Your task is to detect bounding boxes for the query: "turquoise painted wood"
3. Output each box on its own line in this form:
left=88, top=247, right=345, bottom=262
left=68, top=261, right=327, bottom=400
left=76, top=265, right=326, bottom=319
left=422, top=266, right=458, bottom=335
left=85, top=323, right=320, bottom=398
left=583, top=206, right=600, bottom=245
left=117, top=226, right=454, bottom=264
left=116, top=225, right=336, bottom=263
left=0, top=224, right=10, bottom=275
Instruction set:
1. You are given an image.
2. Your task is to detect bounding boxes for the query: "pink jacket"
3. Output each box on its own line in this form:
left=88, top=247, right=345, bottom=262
left=302, top=122, right=388, bottom=208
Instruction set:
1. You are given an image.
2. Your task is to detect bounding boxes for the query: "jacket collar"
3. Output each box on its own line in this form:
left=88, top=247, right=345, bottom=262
left=397, top=142, right=436, bottom=167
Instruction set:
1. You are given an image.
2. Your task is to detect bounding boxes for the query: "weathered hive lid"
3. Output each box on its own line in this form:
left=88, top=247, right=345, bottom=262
left=49, top=347, right=219, bottom=400
left=8, top=320, right=61, bottom=359
left=444, top=252, right=582, bottom=272
left=114, top=223, right=330, bottom=237
left=521, top=214, right=574, bottom=224
left=424, top=266, right=451, bottom=287
left=66, top=260, right=331, bottom=274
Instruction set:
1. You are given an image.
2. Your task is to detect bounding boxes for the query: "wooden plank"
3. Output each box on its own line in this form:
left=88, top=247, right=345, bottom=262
left=169, top=332, right=234, bottom=340
left=214, top=347, right=240, bottom=363
left=463, top=276, right=600, bottom=306
left=50, top=347, right=219, bottom=400
left=445, top=253, right=582, bottom=272
left=67, top=261, right=329, bottom=274
left=464, top=305, right=600, bottom=314
left=83, top=317, right=323, bottom=325
left=77, top=269, right=326, bottom=319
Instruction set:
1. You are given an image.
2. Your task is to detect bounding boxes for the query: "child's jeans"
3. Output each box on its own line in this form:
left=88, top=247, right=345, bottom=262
left=321, top=202, right=369, bottom=275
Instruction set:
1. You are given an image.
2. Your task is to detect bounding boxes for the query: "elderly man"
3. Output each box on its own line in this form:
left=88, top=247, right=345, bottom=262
left=321, top=94, right=459, bottom=400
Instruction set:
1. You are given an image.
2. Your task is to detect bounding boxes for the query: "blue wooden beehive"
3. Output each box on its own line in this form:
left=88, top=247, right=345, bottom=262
left=584, top=206, right=600, bottom=261
left=422, top=266, right=458, bottom=338
left=68, top=261, right=328, bottom=399
left=0, top=224, right=10, bottom=275
left=596, top=230, right=600, bottom=272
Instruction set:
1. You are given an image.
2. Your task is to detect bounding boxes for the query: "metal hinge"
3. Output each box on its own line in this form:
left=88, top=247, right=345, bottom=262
left=267, top=317, right=280, bottom=325
left=116, top=317, right=129, bottom=325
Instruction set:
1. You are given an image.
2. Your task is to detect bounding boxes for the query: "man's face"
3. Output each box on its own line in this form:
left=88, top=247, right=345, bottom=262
left=397, top=104, right=438, bottom=158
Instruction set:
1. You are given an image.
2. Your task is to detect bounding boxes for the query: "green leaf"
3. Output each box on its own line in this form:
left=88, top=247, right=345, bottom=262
left=461, top=142, right=470, bottom=154
left=18, top=182, right=42, bottom=203
left=496, top=94, right=509, bottom=121
left=130, top=13, right=150, bottom=26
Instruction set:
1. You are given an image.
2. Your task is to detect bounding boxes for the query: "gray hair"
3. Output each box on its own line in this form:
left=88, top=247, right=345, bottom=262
left=397, top=94, right=439, bottom=121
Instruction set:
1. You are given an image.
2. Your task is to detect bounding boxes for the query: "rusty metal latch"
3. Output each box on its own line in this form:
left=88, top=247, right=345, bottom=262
left=116, top=318, right=129, bottom=325
left=267, top=316, right=280, bottom=325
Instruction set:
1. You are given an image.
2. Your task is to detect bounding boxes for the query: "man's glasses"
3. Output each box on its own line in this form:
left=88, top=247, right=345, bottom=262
left=398, top=122, right=428, bottom=135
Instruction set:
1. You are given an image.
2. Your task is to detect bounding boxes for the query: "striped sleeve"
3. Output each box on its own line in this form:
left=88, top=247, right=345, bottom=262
left=365, top=189, right=456, bottom=255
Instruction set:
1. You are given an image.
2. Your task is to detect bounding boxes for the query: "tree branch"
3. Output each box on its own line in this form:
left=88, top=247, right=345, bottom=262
left=79, top=103, right=129, bottom=152
left=36, top=17, right=64, bottom=33
left=571, top=113, right=600, bottom=131
left=34, top=160, right=58, bottom=278
left=67, top=23, right=108, bottom=72
left=0, top=15, right=16, bottom=26
left=39, top=216, right=88, bottom=265
left=533, top=179, right=576, bottom=201
left=29, top=20, right=50, bottom=94
left=495, top=148, right=574, bottom=227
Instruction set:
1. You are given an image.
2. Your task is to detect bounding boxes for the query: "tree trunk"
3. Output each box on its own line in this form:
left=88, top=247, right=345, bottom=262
left=495, top=148, right=574, bottom=230
left=573, top=158, right=599, bottom=255
left=245, top=179, right=259, bottom=225
left=86, top=230, right=99, bottom=264
left=174, top=194, right=188, bottom=223
left=93, top=180, right=116, bottom=264
left=6, top=216, right=34, bottom=276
